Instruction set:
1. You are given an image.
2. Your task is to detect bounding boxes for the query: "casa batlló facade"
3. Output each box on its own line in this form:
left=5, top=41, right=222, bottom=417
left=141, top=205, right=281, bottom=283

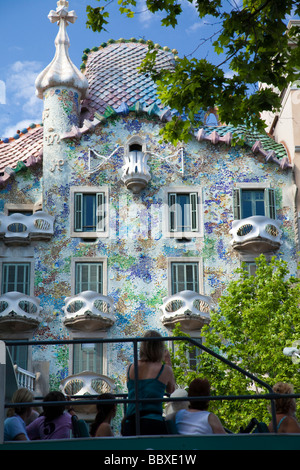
left=0, top=1, right=297, bottom=394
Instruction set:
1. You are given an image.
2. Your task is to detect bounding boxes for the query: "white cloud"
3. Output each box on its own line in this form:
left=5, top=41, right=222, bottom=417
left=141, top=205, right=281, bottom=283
left=186, top=21, right=206, bottom=34
left=7, top=60, right=43, bottom=117
left=137, top=0, right=156, bottom=28
left=0, top=60, right=44, bottom=137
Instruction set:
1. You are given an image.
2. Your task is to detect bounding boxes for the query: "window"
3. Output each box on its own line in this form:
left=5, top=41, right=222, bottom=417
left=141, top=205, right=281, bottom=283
left=169, top=193, right=198, bottom=232
left=2, top=263, right=30, bottom=294
left=233, top=188, right=276, bottom=220
left=75, top=262, right=103, bottom=294
left=73, top=342, right=103, bottom=375
left=164, top=188, right=202, bottom=237
left=8, top=344, right=28, bottom=370
left=243, top=261, right=257, bottom=276
left=171, top=262, right=199, bottom=294
left=71, top=187, right=108, bottom=238
left=169, top=337, right=201, bottom=371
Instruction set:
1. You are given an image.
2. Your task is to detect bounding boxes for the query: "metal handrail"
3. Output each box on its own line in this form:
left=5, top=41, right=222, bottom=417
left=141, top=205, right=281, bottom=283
left=2, top=336, right=282, bottom=436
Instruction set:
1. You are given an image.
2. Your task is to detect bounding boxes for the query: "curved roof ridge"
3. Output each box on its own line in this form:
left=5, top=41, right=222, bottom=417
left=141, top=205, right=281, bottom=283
left=80, top=37, right=178, bottom=71
left=0, top=123, right=43, bottom=145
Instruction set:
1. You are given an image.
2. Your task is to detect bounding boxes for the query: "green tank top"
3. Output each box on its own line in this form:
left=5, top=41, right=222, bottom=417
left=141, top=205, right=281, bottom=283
left=126, top=364, right=166, bottom=420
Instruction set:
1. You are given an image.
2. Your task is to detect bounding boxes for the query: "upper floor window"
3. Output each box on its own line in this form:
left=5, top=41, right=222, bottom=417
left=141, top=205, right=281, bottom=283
left=73, top=342, right=104, bottom=375
left=233, top=187, right=276, bottom=220
left=71, top=187, right=108, bottom=238
left=75, top=262, right=103, bottom=294
left=2, top=262, right=31, bottom=294
left=171, top=261, right=199, bottom=294
left=164, top=188, right=202, bottom=238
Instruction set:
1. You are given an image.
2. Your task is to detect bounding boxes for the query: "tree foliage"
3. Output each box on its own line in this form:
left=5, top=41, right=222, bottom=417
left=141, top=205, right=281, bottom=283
left=86, top=0, right=300, bottom=144
left=170, top=255, right=300, bottom=432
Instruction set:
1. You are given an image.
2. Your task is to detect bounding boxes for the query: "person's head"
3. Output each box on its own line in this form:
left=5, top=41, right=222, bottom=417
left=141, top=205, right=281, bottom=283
left=7, top=387, right=34, bottom=418
left=165, top=388, right=189, bottom=415
left=90, top=393, right=116, bottom=436
left=42, top=391, right=66, bottom=420
left=272, top=382, right=296, bottom=415
left=188, top=378, right=211, bottom=411
left=139, top=330, right=165, bottom=362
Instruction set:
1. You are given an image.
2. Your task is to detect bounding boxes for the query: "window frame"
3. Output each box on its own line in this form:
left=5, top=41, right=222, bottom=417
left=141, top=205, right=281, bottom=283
left=70, top=186, right=109, bottom=238
left=233, top=184, right=276, bottom=220
left=68, top=331, right=108, bottom=376
left=0, top=259, right=35, bottom=296
left=71, top=257, right=108, bottom=296
left=164, top=187, right=203, bottom=238
left=167, top=257, right=203, bottom=295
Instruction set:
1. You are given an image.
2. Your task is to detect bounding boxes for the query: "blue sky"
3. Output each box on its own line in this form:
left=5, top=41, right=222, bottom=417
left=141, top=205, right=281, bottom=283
left=0, top=1, right=298, bottom=139
left=0, top=0, right=230, bottom=139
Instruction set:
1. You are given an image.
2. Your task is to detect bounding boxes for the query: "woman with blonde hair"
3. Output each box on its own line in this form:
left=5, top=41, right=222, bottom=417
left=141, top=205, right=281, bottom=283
left=4, top=387, right=34, bottom=441
left=123, top=330, right=175, bottom=436
left=268, top=382, right=300, bottom=433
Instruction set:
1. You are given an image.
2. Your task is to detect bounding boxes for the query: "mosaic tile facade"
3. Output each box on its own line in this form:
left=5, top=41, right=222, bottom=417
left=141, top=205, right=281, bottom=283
left=0, top=106, right=297, bottom=388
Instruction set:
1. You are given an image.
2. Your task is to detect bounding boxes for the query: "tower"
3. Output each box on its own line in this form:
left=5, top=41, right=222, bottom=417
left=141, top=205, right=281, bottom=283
left=35, top=0, right=88, bottom=215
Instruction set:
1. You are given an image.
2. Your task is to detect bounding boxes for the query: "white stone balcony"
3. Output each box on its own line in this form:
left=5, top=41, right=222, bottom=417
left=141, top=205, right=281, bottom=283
left=0, top=211, right=55, bottom=245
left=60, top=371, right=116, bottom=417
left=63, top=291, right=116, bottom=331
left=160, top=290, right=211, bottom=331
left=230, top=215, right=282, bottom=253
left=121, top=150, right=151, bottom=193
left=0, top=291, right=41, bottom=332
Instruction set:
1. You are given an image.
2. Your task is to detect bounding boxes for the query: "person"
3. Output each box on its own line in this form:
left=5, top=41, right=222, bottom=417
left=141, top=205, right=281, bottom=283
left=165, top=388, right=189, bottom=434
left=175, top=378, right=226, bottom=435
left=26, top=391, right=74, bottom=440
left=90, top=393, right=117, bottom=437
left=4, top=387, right=34, bottom=441
left=122, top=330, right=176, bottom=436
left=268, top=382, right=300, bottom=433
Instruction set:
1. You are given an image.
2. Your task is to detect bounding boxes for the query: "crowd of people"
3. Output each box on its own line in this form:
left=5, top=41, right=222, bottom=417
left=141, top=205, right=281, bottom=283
left=3, top=330, right=300, bottom=441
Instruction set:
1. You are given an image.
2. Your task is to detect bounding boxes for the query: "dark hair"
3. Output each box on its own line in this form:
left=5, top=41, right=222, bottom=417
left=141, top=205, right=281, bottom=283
left=90, top=393, right=116, bottom=437
left=139, top=330, right=165, bottom=362
left=42, top=391, right=66, bottom=420
left=188, top=378, right=211, bottom=411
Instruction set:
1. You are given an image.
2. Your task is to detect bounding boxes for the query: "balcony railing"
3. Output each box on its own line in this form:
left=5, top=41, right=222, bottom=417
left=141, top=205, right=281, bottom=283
left=0, top=291, right=41, bottom=332
left=63, top=290, right=116, bottom=331
left=121, top=150, right=151, bottom=193
left=0, top=211, right=55, bottom=245
left=13, top=365, right=36, bottom=392
left=160, top=290, right=211, bottom=330
left=230, top=216, right=282, bottom=253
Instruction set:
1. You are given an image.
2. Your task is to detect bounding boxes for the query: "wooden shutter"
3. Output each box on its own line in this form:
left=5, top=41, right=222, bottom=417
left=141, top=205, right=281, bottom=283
left=96, top=193, right=105, bottom=231
left=169, top=193, right=177, bottom=232
left=74, top=193, right=83, bottom=231
left=190, top=192, right=198, bottom=231
left=265, top=188, right=276, bottom=219
left=233, top=188, right=241, bottom=219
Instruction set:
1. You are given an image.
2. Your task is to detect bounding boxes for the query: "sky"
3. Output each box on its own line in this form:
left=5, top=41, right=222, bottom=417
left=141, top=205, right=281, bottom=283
left=0, top=0, right=231, bottom=139
left=0, top=0, right=298, bottom=140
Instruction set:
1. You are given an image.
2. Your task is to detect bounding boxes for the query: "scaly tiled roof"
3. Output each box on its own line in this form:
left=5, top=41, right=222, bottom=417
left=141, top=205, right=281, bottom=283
left=0, top=124, right=43, bottom=185
left=81, top=39, right=176, bottom=116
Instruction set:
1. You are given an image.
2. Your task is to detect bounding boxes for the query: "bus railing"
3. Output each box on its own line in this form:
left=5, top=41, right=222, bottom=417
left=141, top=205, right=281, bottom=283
left=1, top=335, right=295, bottom=442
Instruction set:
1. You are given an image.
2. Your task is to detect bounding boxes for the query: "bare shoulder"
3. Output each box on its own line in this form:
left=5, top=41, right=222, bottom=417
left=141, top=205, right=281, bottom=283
left=208, top=412, right=226, bottom=434
left=95, top=422, right=113, bottom=437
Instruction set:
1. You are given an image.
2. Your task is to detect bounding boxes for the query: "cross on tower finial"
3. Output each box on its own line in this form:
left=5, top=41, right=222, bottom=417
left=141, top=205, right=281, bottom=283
left=48, top=0, right=77, bottom=25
